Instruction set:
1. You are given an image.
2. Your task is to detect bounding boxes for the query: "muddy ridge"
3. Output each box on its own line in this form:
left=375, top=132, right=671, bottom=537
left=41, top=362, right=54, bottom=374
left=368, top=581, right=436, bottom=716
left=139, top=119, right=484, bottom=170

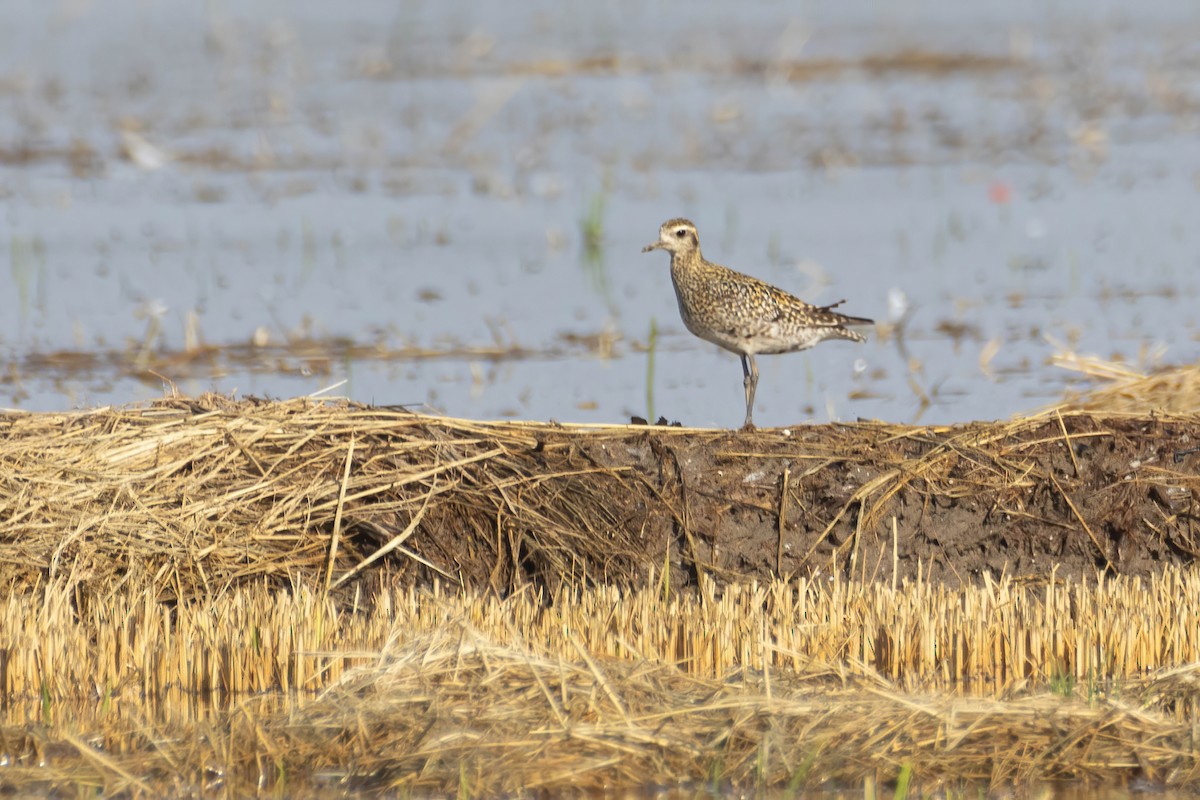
left=1, top=399, right=1196, bottom=596
left=494, top=413, right=1200, bottom=588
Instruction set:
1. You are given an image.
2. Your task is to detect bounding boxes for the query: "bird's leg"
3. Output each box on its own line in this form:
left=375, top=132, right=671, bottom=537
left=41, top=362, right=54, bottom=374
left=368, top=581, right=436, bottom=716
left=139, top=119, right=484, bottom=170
left=740, top=354, right=758, bottom=431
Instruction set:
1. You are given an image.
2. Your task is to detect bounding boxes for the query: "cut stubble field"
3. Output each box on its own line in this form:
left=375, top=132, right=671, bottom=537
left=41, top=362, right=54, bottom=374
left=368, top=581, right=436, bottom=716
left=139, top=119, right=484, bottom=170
left=1, top=365, right=1199, bottom=795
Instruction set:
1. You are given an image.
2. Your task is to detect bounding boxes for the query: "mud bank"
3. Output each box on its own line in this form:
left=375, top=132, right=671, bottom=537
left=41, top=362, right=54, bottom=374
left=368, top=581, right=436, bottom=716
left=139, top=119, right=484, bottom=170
left=1, top=396, right=1196, bottom=596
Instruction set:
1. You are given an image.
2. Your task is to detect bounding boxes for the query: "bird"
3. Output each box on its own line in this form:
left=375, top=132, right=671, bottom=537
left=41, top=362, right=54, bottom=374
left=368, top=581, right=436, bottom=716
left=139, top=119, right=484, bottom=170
left=642, top=217, right=873, bottom=430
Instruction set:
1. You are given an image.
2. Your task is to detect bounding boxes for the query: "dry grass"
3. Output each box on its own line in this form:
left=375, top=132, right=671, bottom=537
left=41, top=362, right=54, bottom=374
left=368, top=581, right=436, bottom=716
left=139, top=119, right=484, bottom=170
left=4, top=603, right=1200, bottom=796
left=2, top=390, right=1200, bottom=794
left=3, top=394, right=1199, bottom=600
left=282, top=628, right=1200, bottom=794
left=0, top=394, right=665, bottom=596
left=3, top=568, right=1200, bottom=702
left=1053, top=355, right=1200, bottom=414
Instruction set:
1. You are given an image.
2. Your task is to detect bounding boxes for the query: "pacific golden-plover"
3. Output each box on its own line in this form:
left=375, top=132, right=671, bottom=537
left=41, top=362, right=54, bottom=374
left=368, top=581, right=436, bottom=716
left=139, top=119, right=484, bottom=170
left=643, top=218, right=873, bottom=430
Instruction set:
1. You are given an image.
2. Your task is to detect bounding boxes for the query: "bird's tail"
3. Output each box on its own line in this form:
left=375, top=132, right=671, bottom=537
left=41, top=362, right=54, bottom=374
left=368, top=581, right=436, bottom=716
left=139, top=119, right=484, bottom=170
left=820, top=299, right=875, bottom=332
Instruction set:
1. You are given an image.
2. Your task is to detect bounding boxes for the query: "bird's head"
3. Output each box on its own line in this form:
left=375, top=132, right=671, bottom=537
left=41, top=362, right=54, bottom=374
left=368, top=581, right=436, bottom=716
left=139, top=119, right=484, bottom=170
left=642, top=218, right=700, bottom=256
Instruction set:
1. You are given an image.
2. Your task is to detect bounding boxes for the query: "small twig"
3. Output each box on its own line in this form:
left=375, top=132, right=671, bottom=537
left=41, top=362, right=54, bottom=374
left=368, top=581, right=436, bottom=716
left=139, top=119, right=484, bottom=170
left=649, top=441, right=708, bottom=587
left=848, top=500, right=866, bottom=579
left=776, top=463, right=790, bottom=575
left=146, top=369, right=179, bottom=398
left=333, top=476, right=438, bottom=588
left=796, top=468, right=900, bottom=571
left=569, top=633, right=632, bottom=728
left=892, top=515, right=899, bottom=593
left=397, top=543, right=458, bottom=582
left=63, top=732, right=153, bottom=794
left=223, top=428, right=267, bottom=477
left=1050, top=473, right=1113, bottom=572
left=1055, top=408, right=1081, bottom=476
left=324, top=435, right=355, bottom=595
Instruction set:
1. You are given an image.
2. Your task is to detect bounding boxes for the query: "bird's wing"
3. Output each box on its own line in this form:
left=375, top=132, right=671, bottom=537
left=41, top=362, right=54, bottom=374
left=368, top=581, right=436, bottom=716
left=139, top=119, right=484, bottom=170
left=775, top=294, right=865, bottom=328
left=696, top=273, right=786, bottom=339
left=780, top=295, right=875, bottom=328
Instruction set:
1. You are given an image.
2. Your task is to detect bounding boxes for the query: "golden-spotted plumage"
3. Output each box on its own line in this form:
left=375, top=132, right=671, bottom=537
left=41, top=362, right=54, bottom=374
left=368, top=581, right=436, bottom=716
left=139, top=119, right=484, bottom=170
left=643, top=218, right=873, bottom=430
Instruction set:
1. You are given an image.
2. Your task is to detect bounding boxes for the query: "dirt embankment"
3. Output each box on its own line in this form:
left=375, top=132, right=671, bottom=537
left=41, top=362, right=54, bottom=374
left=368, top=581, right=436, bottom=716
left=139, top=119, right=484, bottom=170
left=614, top=412, right=1200, bottom=585
left=0, top=397, right=1197, bottom=596
left=514, top=410, right=1200, bottom=587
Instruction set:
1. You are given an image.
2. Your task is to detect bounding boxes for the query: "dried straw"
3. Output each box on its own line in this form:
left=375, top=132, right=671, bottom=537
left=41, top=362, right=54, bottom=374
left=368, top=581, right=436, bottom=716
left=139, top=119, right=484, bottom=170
left=1054, top=355, right=1200, bottom=414
left=4, top=623, right=1199, bottom=795
left=4, top=569, right=1200, bottom=702
left=1, top=384, right=1198, bottom=794
left=1, top=394, right=1198, bottom=598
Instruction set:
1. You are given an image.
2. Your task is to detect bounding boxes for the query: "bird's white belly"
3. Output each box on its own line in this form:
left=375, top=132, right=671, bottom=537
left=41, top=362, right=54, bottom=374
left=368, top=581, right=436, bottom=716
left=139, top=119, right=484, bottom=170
left=678, top=303, right=826, bottom=356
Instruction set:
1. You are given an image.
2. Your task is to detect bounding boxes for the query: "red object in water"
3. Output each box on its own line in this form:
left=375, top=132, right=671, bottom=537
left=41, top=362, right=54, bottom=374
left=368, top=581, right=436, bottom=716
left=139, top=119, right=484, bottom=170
left=988, top=181, right=1012, bottom=204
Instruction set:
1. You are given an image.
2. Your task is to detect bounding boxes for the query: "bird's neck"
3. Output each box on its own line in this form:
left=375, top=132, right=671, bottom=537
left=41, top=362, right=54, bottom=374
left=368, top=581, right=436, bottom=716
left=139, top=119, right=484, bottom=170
left=670, top=248, right=703, bottom=272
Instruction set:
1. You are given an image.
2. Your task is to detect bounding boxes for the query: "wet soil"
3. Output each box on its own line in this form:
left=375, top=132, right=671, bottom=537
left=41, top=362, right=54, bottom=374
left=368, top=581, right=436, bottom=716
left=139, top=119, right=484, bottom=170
left=3, top=398, right=1197, bottom=595
left=414, top=412, right=1200, bottom=589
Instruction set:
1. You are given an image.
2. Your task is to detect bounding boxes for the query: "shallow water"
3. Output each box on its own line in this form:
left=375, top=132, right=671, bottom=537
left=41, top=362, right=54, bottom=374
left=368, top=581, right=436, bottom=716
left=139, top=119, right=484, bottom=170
left=0, top=695, right=1192, bottom=798
left=2, top=0, right=1199, bottom=425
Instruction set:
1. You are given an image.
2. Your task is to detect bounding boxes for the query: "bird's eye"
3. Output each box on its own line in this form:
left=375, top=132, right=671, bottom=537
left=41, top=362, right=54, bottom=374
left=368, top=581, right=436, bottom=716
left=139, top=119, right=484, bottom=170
left=675, top=229, right=686, bottom=238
